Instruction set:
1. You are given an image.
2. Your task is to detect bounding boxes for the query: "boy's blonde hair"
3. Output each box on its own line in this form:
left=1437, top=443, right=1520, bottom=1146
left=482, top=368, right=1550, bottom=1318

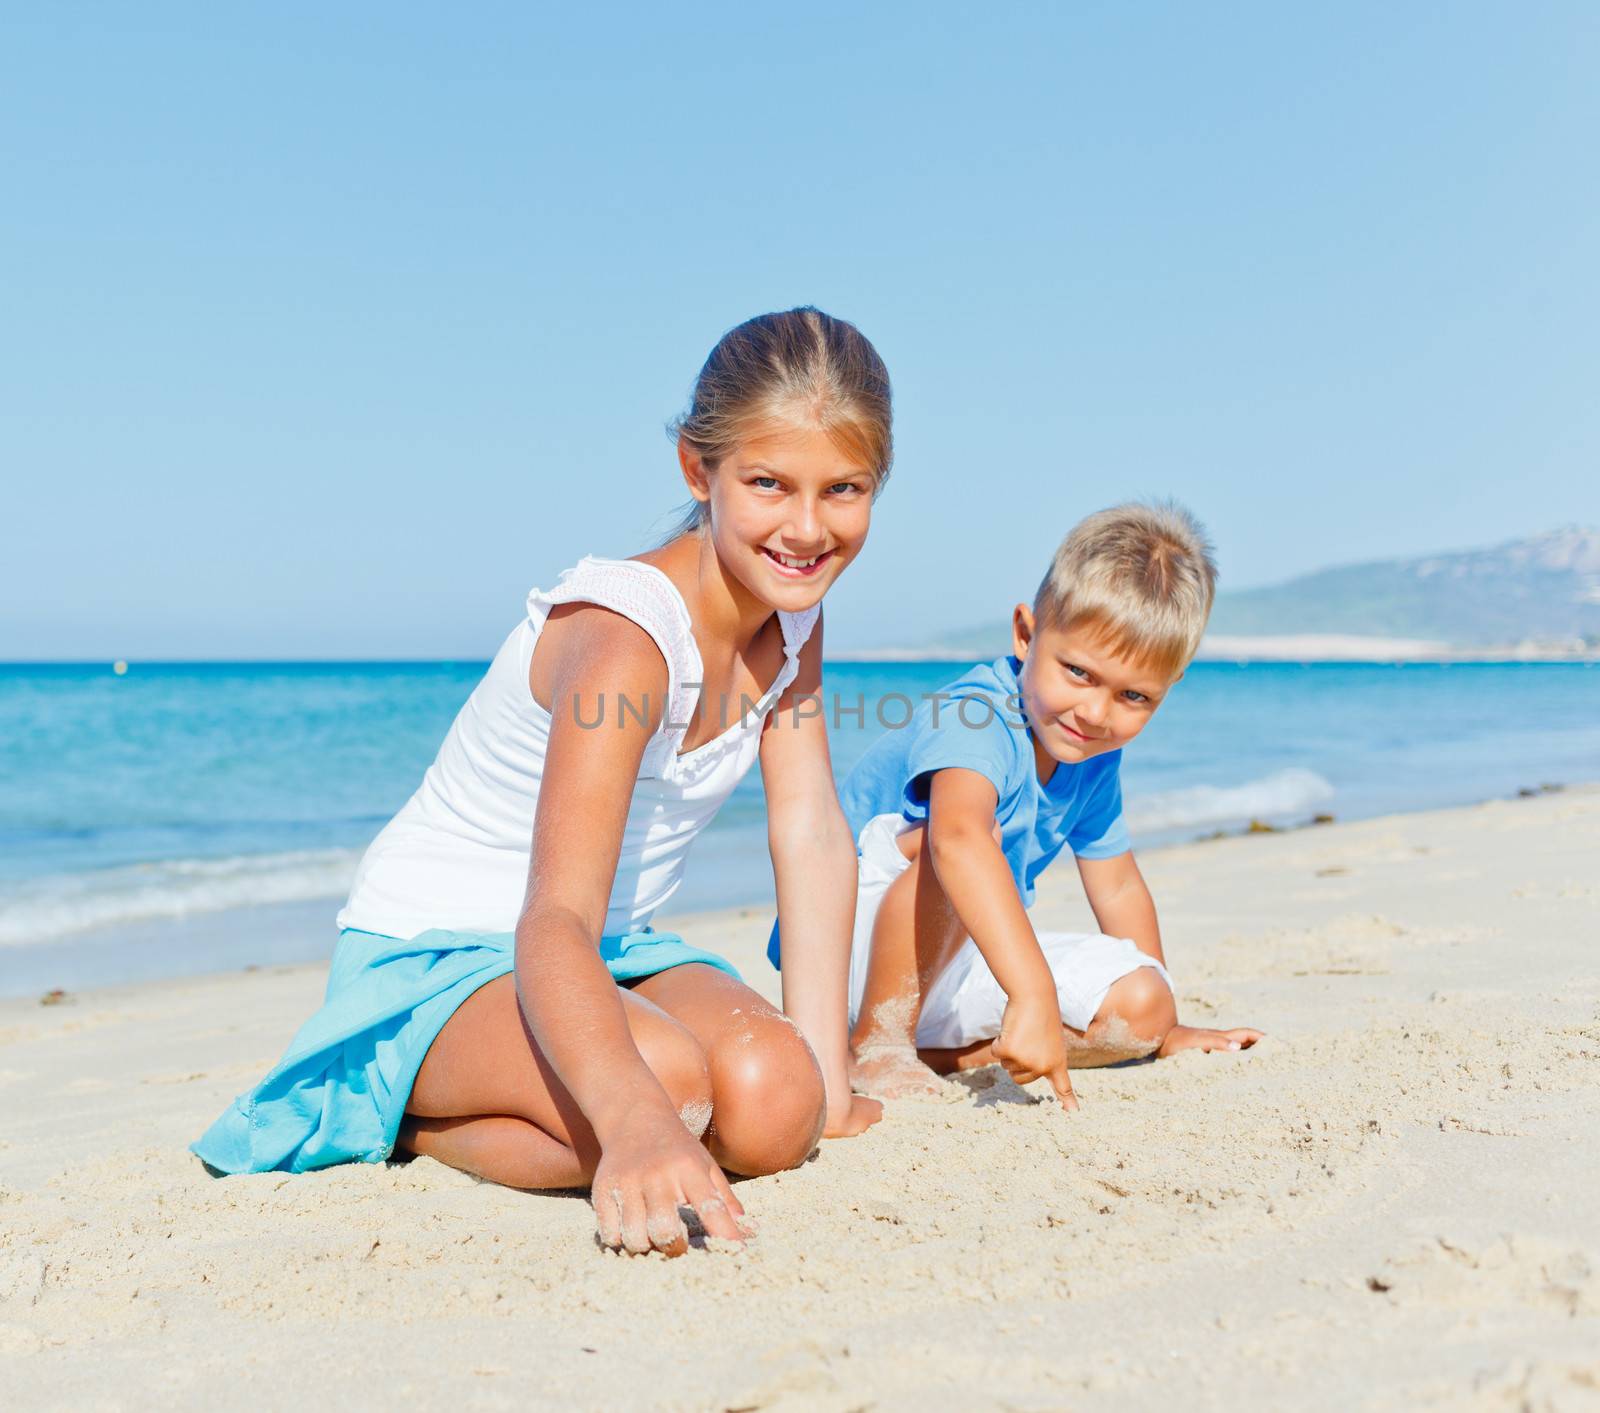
left=1033, top=501, right=1217, bottom=681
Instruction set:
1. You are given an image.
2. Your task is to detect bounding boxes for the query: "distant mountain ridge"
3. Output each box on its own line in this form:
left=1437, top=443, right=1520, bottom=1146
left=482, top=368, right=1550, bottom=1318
left=1208, top=526, right=1600, bottom=645
left=863, top=527, right=1600, bottom=659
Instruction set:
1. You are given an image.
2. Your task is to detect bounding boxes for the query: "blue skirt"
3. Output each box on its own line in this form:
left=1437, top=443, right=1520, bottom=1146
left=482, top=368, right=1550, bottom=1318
left=190, top=925, right=739, bottom=1176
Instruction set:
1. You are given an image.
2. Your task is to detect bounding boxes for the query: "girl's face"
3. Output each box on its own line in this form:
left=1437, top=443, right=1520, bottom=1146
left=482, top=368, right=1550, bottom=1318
left=683, top=423, right=875, bottom=612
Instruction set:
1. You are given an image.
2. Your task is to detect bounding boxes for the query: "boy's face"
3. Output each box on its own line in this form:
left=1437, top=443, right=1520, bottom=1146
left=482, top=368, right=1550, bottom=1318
left=1011, top=606, right=1180, bottom=771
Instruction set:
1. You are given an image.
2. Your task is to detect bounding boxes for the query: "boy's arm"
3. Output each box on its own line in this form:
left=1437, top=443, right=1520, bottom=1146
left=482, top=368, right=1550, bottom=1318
left=926, top=767, right=1076, bottom=1108
left=1076, top=851, right=1264, bottom=1057
left=1075, top=851, right=1164, bottom=966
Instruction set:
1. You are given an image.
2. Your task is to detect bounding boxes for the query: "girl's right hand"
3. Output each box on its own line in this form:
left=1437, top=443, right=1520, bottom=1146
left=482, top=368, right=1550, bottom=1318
left=591, top=1110, right=750, bottom=1257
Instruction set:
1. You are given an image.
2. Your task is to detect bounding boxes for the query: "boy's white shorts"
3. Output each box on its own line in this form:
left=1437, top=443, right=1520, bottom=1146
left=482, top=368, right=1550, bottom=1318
left=848, top=812, right=1173, bottom=1049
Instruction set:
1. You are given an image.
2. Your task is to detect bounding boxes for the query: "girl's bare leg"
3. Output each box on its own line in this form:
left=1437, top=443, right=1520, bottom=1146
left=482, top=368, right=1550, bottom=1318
left=401, top=1113, right=587, bottom=1189
left=398, top=973, right=713, bottom=1189
left=850, top=822, right=993, bottom=1097
left=630, top=964, right=826, bottom=1177
left=921, top=965, right=1177, bottom=1075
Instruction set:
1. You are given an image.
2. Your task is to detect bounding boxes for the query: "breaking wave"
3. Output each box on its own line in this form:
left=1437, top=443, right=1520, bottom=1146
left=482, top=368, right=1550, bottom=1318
left=0, top=848, right=361, bottom=947
left=1126, top=768, right=1337, bottom=836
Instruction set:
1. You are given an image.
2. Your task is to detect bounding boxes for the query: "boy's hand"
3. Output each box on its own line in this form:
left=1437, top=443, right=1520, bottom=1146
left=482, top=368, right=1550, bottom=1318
left=823, top=1092, right=884, bottom=1138
left=1157, top=1024, right=1264, bottom=1058
left=993, top=995, right=1078, bottom=1111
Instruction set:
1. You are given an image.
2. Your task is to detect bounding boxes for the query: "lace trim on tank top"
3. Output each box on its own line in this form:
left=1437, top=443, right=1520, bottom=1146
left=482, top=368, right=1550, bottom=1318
left=668, top=596, right=819, bottom=782
left=525, top=556, right=820, bottom=780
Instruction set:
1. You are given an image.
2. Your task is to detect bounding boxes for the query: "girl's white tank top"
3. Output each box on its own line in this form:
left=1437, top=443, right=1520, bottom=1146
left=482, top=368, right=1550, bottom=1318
left=337, top=555, right=818, bottom=941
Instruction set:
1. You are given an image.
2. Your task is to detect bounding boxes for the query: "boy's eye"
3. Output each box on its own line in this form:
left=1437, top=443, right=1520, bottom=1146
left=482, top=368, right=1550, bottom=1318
left=828, top=481, right=863, bottom=495
left=1122, top=690, right=1149, bottom=705
left=1062, top=662, right=1089, bottom=680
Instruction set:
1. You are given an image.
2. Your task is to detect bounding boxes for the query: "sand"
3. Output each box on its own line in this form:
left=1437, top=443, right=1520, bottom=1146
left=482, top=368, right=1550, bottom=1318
left=2, top=787, right=1598, bottom=1410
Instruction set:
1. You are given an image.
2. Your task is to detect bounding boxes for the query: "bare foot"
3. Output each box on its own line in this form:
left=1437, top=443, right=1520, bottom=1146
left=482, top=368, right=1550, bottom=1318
left=851, top=1044, right=946, bottom=1099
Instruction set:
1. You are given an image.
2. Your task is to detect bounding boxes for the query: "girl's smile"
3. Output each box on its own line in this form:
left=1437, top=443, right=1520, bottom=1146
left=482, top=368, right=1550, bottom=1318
left=682, top=423, right=874, bottom=612
left=760, top=546, right=837, bottom=577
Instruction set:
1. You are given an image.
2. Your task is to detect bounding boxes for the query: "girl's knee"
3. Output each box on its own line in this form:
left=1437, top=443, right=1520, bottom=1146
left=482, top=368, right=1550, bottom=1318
left=632, top=1010, right=714, bottom=1135
left=706, top=1017, right=826, bottom=1176
left=1102, top=965, right=1177, bottom=1049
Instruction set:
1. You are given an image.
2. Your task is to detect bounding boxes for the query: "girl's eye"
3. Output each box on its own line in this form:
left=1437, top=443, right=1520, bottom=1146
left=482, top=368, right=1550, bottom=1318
left=752, top=475, right=780, bottom=490
left=828, top=481, right=863, bottom=495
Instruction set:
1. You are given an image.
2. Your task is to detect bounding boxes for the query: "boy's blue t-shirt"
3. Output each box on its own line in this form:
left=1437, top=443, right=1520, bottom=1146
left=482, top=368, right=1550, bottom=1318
left=767, top=655, right=1131, bottom=969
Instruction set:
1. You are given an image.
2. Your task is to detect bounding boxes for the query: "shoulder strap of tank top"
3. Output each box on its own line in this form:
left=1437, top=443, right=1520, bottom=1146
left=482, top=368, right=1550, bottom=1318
left=526, top=557, right=702, bottom=753
left=766, top=604, right=820, bottom=706
left=776, top=604, right=820, bottom=659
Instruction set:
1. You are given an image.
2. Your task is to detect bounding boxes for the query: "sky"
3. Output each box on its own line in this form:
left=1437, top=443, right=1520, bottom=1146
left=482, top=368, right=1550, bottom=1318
left=4, top=2, right=1597, bottom=659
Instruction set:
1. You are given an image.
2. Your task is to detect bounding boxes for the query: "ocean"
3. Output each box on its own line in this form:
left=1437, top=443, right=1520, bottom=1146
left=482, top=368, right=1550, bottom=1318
left=3, top=659, right=1597, bottom=996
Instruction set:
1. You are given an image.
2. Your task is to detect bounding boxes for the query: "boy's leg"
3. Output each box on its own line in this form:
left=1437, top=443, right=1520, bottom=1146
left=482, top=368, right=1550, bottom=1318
left=1063, top=965, right=1177, bottom=1066
left=921, top=964, right=1177, bottom=1074
left=850, top=821, right=993, bottom=1097
left=399, top=973, right=713, bottom=1189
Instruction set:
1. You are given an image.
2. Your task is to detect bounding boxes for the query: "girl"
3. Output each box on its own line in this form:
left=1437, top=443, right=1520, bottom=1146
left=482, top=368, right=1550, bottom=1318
left=194, top=308, right=888, bottom=1256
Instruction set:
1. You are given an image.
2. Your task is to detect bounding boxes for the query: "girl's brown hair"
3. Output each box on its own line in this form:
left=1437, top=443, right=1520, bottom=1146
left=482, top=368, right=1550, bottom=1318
left=660, top=307, right=893, bottom=539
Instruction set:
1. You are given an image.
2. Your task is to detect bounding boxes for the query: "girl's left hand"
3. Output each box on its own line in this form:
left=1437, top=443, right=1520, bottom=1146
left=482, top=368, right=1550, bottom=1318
left=823, top=1093, right=884, bottom=1139
left=1157, top=1024, right=1264, bottom=1058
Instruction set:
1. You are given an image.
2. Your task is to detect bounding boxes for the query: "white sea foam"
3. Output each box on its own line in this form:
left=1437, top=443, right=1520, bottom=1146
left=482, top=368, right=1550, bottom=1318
left=0, top=848, right=362, bottom=947
left=0, top=770, right=1333, bottom=947
left=1125, top=768, right=1336, bottom=836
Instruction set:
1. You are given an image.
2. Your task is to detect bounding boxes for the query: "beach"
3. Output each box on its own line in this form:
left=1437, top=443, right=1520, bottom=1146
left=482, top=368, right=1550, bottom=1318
left=2, top=787, right=1597, bottom=1410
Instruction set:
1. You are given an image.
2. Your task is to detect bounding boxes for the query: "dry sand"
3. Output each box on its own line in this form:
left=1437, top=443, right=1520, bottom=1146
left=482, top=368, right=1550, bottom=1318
left=2, top=788, right=1598, bottom=1411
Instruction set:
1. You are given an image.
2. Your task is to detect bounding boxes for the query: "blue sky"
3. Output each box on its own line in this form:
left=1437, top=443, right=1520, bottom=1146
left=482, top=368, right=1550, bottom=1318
left=4, top=2, right=1597, bottom=658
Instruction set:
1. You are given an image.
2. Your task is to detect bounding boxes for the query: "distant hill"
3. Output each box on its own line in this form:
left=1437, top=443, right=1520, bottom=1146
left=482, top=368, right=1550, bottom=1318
left=852, top=527, right=1600, bottom=660
left=1208, top=526, right=1600, bottom=646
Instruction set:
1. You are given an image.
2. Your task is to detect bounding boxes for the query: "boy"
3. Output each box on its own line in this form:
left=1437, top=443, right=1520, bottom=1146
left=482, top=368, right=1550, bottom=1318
left=771, top=501, right=1260, bottom=1110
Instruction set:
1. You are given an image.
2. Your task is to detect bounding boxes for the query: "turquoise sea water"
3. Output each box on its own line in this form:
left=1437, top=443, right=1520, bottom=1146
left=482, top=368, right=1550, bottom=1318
left=2, top=659, right=1597, bottom=991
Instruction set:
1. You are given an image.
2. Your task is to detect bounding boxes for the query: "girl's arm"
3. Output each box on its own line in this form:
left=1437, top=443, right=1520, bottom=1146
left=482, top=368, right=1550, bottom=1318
left=519, top=605, right=746, bottom=1253
left=759, top=611, right=881, bottom=1138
